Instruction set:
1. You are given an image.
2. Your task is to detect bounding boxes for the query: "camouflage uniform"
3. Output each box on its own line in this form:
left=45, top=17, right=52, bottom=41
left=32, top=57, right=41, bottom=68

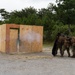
left=71, top=43, right=75, bottom=57
left=62, top=37, right=71, bottom=57
left=71, top=37, right=75, bottom=57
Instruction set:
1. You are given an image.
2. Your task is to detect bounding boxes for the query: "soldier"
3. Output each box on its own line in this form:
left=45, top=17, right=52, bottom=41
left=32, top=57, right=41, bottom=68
left=62, top=36, right=71, bottom=57
left=71, top=37, right=75, bottom=58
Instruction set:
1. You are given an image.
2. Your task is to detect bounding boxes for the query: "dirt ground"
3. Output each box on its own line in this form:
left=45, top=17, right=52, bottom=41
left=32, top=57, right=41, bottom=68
left=0, top=47, right=75, bottom=75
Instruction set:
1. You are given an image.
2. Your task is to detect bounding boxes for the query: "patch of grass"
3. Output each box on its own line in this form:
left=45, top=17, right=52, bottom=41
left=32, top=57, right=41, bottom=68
left=43, top=42, right=53, bottom=48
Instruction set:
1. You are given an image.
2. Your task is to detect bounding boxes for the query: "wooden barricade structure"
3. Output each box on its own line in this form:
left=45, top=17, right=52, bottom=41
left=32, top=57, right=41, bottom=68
left=0, top=24, right=43, bottom=54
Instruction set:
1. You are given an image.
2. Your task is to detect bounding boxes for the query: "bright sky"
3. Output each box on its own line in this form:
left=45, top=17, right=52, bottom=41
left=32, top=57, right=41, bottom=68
left=0, top=0, right=56, bottom=12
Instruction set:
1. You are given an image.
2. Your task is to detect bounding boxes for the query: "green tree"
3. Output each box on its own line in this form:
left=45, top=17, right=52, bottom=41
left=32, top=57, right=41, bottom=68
left=8, top=7, right=38, bottom=25
left=0, top=9, right=10, bottom=21
left=38, top=5, right=55, bottom=41
left=54, top=0, right=75, bottom=34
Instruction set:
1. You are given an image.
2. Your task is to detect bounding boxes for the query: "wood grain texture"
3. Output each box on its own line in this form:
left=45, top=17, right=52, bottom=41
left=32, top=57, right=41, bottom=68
left=9, top=29, right=18, bottom=53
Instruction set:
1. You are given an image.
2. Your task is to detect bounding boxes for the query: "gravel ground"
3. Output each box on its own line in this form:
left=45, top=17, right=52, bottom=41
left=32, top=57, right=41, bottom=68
left=0, top=47, right=75, bottom=75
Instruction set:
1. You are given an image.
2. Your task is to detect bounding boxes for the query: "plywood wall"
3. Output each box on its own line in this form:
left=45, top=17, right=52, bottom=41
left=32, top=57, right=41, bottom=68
left=20, top=25, right=32, bottom=53
left=31, top=26, right=43, bottom=52
left=0, top=25, right=2, bottom=51
left=0, top=24, right=6, bottom=52
left=20, top=25, right=43, bottom=53
left=0, top=24, right=43, bottom=53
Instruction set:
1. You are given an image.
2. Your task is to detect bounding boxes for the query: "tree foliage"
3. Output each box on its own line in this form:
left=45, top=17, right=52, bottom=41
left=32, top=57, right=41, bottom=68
left=54, top=0, right=75, bottom=24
